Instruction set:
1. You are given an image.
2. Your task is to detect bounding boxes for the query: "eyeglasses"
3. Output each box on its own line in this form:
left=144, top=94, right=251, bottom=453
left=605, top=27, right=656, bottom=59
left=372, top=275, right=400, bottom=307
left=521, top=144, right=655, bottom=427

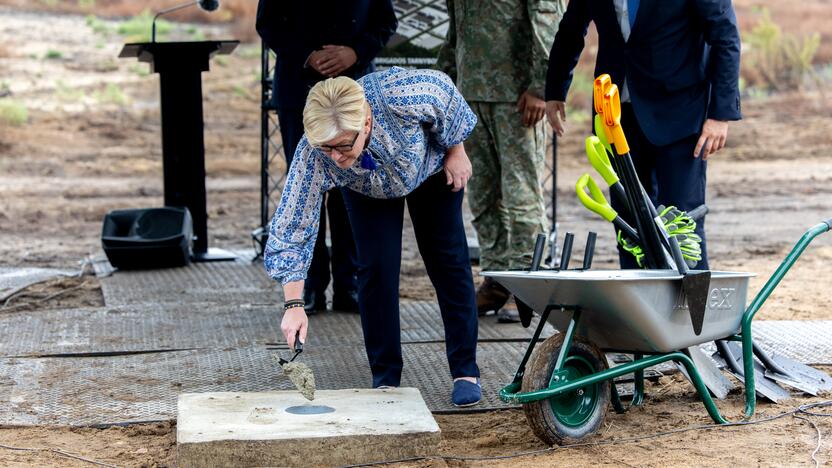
left=318, top=132, right=359, bottom=154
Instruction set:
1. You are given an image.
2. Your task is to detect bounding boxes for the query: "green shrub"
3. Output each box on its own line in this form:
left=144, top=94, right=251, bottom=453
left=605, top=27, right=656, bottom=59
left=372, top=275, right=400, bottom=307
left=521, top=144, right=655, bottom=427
left=0, top=100, right=28, bottom=126
left=44, top=49, right=63, bottom=60
left=742, top=8, right=821, bottom=92
left=94, top=83, right=128, bottom=105
left=86, top=15, right=111, bottom=36
left=56, top=80, right=84, bottom=102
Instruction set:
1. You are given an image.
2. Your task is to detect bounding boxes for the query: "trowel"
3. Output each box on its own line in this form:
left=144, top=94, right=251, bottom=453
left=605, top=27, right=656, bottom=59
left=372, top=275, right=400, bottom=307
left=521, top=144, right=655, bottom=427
left=276, top=330, right=304, bottom=365
left=269, top=331, right=316, bottom=401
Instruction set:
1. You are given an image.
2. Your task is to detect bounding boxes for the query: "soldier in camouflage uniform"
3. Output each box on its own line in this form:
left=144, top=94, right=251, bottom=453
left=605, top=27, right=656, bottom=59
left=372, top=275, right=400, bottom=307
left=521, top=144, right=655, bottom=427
left=438, top=0, right=566, bottom=321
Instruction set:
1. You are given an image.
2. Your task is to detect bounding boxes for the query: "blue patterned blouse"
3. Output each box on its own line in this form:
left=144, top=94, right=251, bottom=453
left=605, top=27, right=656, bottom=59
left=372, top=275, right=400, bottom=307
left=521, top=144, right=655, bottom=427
left=264, top=67, right=478, bottom=284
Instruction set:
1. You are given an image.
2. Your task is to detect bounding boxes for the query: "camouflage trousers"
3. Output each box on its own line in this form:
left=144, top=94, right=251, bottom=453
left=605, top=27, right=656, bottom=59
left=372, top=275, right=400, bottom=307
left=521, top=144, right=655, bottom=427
left=466, top=101, right=548, bottom=271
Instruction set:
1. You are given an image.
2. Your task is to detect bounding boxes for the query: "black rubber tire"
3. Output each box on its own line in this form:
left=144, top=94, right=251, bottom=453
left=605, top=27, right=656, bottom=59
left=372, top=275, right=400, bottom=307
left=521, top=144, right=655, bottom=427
left=522, top=333, right=610, bottom=445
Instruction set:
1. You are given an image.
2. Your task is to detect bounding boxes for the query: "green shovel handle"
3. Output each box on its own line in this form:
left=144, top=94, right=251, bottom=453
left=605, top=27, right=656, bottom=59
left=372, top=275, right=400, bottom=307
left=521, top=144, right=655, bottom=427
left=593, top=114, right=613, bottom=156
left=576, top=173, right=617, bottom=222
left=585, top=135, right=618, bottom=187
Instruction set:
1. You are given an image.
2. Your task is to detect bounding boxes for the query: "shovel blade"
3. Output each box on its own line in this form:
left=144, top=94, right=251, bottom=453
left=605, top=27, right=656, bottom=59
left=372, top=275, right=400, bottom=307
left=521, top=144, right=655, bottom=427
left=713, top=341, right=791, bottom=403
left=762, top=353, right=832, bottom=394
left=676, top=346, right=734, bottom=400
left=684, top=270, right=711, bottom=335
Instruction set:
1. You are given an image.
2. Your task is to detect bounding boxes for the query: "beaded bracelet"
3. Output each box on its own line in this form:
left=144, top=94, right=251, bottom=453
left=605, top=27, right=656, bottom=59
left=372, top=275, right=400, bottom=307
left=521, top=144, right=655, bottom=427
left=283, top=300, right=305, bottom=312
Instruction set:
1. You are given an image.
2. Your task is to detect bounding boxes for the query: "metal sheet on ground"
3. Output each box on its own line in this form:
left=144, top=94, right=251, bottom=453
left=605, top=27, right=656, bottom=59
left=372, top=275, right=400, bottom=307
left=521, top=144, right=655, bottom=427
left=98, top=260, right=277, bottom=306
left=754, top=321, right=832, bottom=364
left=0, top=267, right=75, bottom=301
left=0, top=304, right=281, bottom=357
left=0, top=302, right=551, bottom=357
left=0, top=342, right=526, bottom=426
left=96, top=259, right=555, bottom=342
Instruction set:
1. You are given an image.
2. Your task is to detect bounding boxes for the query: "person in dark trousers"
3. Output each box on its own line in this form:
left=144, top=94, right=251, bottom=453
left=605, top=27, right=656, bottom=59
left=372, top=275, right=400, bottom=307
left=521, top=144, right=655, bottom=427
left=265, top=69, right=482, bottom=406
left=545, top=0, right=742, bottom=269
left=256, top=0, right=397, bottom=312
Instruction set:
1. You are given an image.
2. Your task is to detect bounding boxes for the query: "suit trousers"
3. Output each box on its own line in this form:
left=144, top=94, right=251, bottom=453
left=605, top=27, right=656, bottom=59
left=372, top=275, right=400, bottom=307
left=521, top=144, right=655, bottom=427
left=610, top=103, right=709, bottom=270
left=342, top=173, right=480, bottom=387
left=277, top=106, right=357, bottom=294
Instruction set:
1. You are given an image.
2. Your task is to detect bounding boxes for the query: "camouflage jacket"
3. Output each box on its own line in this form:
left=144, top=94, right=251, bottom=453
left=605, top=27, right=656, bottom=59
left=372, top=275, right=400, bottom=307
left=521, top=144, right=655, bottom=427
left=437, top=0, right=566, bottom=102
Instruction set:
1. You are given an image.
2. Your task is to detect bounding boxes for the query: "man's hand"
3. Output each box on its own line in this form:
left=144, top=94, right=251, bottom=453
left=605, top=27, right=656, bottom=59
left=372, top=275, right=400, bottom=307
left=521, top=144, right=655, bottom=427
left=545, top=100, right=567, bottom=137
left=694, top=119, right=729, bottom=160
left=311, top=45, right=358, bottom=77
left=443, top=143, right=472, bottom=192
left=516, top=91, right=546, bottom=127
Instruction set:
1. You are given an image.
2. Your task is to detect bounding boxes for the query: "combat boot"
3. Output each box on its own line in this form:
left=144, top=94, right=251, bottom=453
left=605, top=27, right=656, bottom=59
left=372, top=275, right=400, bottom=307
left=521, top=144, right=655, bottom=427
left=476, top=277, right=510, bottom=316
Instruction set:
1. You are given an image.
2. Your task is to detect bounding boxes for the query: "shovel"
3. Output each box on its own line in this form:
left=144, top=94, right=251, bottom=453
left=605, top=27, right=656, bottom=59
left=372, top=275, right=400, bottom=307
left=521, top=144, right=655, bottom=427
left=714, top=339, right=790, bottom=403
left=752, top=342, right=832, bottom=395
left=601, top=85, right=711, bottom=334
left=576, top=173, right=640, bottom=244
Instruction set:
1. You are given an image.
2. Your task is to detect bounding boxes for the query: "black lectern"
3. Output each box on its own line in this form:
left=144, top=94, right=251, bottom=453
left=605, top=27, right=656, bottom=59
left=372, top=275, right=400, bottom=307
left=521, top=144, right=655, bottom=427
left=119, top=40, right=238, bottom=262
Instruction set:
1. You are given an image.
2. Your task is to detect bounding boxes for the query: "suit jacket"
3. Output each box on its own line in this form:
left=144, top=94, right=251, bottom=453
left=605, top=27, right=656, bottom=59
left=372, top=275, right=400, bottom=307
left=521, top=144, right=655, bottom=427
left=545, top=0, right=741, bottom=146
left=256, top=0, right=398, bottom=109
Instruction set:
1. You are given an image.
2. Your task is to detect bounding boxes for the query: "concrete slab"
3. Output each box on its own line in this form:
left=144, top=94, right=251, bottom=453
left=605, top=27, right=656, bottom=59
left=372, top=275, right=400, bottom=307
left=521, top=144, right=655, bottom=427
left=177, top=388, right=440, bottom=468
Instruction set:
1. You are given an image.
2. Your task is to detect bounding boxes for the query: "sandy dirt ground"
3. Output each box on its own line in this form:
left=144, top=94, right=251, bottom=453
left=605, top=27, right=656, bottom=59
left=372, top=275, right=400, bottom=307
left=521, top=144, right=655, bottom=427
left=2, top=5, right=832, bottom=467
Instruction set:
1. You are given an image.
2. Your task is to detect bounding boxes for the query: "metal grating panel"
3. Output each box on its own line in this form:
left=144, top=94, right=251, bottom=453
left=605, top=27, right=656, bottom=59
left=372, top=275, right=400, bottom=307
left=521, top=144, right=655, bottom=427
left=0, top=267, right=75, bottom=301
left=753, top=320, right=832, bottom=364
left=3, top=320, right=832, bottom=426
left=0, top=342, right=528, bottom=426
left=97, top=259, right=555, bottom=341
left=0, top=302, right=551, bottom=357
left=98, top=260, right=277, bottom=306
left=0, top=304, right=281, bottom=357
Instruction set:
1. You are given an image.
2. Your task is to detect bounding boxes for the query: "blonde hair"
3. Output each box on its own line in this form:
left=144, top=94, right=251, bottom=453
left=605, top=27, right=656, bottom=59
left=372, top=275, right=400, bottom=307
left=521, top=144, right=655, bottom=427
left=303, top=76, right=368, bottom=146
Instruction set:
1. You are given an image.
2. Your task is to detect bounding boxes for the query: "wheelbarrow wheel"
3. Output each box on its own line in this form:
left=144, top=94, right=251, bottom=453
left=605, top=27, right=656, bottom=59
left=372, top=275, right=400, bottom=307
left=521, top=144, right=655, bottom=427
left=522, top=333, right=610, bottom=445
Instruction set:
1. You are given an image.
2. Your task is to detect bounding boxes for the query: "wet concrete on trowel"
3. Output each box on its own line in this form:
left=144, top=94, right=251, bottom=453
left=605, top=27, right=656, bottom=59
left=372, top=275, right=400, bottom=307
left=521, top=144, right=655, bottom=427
left=279, top=361, right=316, bottom=401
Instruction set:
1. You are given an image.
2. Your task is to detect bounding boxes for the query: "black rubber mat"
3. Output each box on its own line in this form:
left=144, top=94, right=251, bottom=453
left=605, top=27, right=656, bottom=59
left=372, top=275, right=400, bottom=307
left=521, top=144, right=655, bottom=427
left=0, top=302, right=552, bottom=357
left=0, top=342, right=528, bottom=426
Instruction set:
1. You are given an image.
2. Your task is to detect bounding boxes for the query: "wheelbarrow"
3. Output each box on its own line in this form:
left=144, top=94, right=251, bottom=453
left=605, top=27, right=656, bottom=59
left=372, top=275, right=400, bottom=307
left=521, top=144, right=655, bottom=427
left=483, top=218, right=832, bottom=445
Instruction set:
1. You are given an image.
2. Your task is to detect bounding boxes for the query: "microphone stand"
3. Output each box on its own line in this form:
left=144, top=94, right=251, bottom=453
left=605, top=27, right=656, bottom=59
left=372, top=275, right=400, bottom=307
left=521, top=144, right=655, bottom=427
left=152, top=0, right=198, bottom=43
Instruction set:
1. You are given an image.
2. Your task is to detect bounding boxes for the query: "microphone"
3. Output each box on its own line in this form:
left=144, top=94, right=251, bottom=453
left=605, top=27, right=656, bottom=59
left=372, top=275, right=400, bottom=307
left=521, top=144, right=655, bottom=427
left=198, top=0, right=219, bottom=12
left=152, top=0, right=222, bottom=42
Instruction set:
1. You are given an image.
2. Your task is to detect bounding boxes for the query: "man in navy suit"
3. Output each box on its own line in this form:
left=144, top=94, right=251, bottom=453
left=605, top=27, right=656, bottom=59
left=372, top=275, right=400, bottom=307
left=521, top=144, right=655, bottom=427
left=256, top=0, right=397, bottom=311
left=545, top=0, right=742, bottom=269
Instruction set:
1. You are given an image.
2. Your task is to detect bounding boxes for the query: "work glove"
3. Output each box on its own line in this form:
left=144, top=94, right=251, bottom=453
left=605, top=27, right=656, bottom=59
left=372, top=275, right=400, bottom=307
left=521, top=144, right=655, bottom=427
left=617, top=229, right=645, bottom=268
left=657, top=205, right=702, bottom=268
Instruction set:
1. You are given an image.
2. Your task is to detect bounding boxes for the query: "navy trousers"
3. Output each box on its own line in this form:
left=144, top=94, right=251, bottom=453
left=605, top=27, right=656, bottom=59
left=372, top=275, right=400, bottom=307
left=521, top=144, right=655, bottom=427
left=610, top=103, right=709, bottom=270
left=342, top=173, right=480, bottom=387
left=277, top=106, right=358, bottom=294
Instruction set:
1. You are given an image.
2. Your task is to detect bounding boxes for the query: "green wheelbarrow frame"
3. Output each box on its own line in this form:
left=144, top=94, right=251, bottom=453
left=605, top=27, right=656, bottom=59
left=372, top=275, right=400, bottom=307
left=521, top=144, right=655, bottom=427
left=499, top=220, right=832, bottom=424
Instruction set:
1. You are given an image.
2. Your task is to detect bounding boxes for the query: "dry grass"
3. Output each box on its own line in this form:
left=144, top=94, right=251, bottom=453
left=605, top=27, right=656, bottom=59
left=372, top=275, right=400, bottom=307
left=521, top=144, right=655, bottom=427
left=735, top=0, right=832, bottom=64
left=0, top=0, right=259, bottom=41
left=2, top=0, right=830, bottom=60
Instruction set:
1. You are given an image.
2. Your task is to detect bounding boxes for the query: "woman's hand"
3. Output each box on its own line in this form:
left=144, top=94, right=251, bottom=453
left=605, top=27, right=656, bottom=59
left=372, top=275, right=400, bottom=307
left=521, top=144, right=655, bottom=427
left=443, top=143, right=472, bottom=192
left=281, top=308, right=308, bottom=351
left=281, top=280, right=307, bottom=350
